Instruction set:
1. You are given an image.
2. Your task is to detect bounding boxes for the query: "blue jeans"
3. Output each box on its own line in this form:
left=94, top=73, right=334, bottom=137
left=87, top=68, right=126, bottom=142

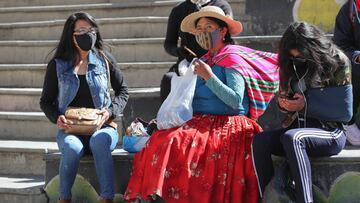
left=56, top=126, right=118, bottom=199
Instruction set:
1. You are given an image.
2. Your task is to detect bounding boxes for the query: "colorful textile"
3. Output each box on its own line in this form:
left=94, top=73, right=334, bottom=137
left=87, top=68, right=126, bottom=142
left=201, top=45, right=279, bottom=119
left=124, top=114, right=262, bottom=203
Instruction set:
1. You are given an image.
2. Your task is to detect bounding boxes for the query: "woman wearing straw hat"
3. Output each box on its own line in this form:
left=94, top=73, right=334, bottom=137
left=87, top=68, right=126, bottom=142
left=161, top=0, right=232, bottom=102
left=124, top=6, right=279, bottom=203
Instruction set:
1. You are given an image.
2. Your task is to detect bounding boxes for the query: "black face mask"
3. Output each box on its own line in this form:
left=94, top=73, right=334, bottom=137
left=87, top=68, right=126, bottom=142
left=291, top=56, right=307, bottom=68
left=74, top=32, right=96, bottom=51
left=291, top=57, right=309, bottom=79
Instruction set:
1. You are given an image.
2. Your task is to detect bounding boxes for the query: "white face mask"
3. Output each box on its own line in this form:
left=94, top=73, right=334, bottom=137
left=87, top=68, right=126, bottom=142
left=190, top=0, right=211, bottom=5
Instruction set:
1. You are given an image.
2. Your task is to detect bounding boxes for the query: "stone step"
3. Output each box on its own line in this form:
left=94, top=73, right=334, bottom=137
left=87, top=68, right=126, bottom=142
left=0, top=88, right=161, bottom=141
left=0, top=174, right=46, bottom=203
left=0, top=111, right=61, bottom=141
left=0, top=16, right=251, bottom=40
left=0, top=36, right=280, bottom=64
left=0, top=0, right=244, bottom=23
left=0, top=87, right=282, bottom=142
left=0, top=140, right=58, bottom=176
left=0, top=87, right=159, bottom=111
left=0, top=17, right=168, bottom=40
left=0, top=62, right=173, bottom=88
left=0, top=0, right=110, bottom=7
left=43, top=145, right=360, bottom=201
left=0, top=0, right=177, bottom=7
left=0, top=112, right=122, bottom=142
left=0, top=38, right=175, bottom=64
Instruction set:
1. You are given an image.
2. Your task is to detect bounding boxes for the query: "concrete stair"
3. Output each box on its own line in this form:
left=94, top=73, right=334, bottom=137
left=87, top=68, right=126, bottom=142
left=0, top=112, right=58, bottom=141
left=0, top=0, right=113, bottom=7
left=43, top=145, right=360, bottom=198
left=0, top=140, right=58, bottom=176
left=0, top=17, right=170, bottom=40
left=0, top=175, right=46, bottom=203
left=0, top=1, right=278, bottom=201
left=0, top=87, right=160, bottom=140
left=0, top=16, right=252, bottom=40
left=0, top=62, right=173, bottom=88
left=0, top=87, right=155, bottom=111
left=0, top=36, right=280, bottom=64
left=0, top=0, right=244, bottom=23
left=0, top=0, right=258, bottom=202
left=0, top=38, right=176, bottom=63
left=0, top=0, right=338, bottom=202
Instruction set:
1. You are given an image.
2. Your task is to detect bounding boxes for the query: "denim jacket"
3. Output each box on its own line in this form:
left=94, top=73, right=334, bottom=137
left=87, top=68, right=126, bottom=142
left=55, top=50, right=111, bottom=114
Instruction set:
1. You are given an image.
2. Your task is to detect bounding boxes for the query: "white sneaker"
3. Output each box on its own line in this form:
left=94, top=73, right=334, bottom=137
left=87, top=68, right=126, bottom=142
left=345, top=124, right=360, bottom=146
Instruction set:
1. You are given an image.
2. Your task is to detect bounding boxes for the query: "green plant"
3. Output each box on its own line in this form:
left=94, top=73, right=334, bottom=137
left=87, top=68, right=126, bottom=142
left=313, top=172, right=360, bottom=203
left=44, top=175, right=100, bottom=203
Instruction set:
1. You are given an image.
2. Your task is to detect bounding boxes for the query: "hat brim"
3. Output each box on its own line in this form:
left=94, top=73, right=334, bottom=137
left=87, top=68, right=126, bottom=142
left=180, top=10, right=243, bottom=36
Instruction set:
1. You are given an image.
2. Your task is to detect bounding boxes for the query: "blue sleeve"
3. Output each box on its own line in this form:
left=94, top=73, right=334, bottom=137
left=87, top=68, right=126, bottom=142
left=205, top=68, right=246, bottom=109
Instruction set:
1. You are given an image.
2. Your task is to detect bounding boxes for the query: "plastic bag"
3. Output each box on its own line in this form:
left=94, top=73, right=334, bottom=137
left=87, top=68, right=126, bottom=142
left=157, top=59, right=197, bottom=130
left=178, top=58, right=190, bottom=76
left=123, top=118, right=150, bottom=153
left=123, top=136, right=150, bottom=153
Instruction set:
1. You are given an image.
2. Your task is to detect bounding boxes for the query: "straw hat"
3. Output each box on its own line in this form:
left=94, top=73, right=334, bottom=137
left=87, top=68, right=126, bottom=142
left=180, top=6, right=243, bottom=36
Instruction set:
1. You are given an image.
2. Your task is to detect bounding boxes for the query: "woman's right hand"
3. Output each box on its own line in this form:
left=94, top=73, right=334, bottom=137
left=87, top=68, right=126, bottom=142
left=193, top=59, right=213, bottom=81
left=278, top=92, right=305, bottom=112
left=57, top=115, right=69, bottom=130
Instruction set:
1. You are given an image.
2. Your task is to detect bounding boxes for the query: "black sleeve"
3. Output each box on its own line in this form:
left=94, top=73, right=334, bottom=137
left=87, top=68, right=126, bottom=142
left=334, top=3, right=358, bottom=60
left=40, top=59, right=60, bottom=124
left=212, top=0, right=233, bottom=17
left=106, top=53, right=129, bottom=120
left=164, top=7, right=181, bottom=57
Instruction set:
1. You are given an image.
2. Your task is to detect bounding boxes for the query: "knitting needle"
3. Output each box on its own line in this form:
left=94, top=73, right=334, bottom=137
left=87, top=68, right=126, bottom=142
left=184, top=46, right=197, bottom=57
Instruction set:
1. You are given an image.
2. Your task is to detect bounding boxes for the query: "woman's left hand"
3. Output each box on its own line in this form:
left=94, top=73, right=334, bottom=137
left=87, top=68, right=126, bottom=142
left=278, top=93, right=305, bottom=112
left=193, top=59, right=213, bottom=80
left=97, top=108, right=110, bottom=127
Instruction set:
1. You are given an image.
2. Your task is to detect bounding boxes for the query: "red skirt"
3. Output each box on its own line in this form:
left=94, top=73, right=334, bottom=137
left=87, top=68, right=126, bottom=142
left=124, top=115, right=262, bottom=203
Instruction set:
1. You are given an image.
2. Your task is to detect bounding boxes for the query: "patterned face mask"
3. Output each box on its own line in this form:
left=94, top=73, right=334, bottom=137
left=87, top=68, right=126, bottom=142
left=190, top=0, right=211, bottom=5
left=195, top=29, right=222, bottom=50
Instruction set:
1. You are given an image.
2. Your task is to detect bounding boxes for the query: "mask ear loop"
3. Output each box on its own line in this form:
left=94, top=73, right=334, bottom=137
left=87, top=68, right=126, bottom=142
left=293, top=61, right=308, bottom=128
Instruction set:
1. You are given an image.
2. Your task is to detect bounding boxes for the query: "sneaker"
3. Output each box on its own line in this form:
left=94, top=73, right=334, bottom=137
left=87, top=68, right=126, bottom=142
left=345, top=124, right=360, bottom=146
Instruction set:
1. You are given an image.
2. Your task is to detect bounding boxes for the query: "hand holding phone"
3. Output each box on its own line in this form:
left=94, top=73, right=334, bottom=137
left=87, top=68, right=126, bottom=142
left=278, top=92, right=295, bottom=100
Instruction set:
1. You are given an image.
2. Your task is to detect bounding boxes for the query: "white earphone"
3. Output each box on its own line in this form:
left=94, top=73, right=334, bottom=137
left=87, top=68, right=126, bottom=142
left=292, top=62, right=308, bottom=128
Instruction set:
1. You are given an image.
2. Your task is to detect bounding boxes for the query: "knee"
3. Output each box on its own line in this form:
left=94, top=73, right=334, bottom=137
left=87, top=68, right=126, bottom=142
left=61, top=138, right=83, bottom=158
left=252, top=132, right=268, bottom=148
left=252, top=132, right=271, bottom=157
left=90, top=132, right=111, bottom=152
left=280, top=129, right=300, bottom=146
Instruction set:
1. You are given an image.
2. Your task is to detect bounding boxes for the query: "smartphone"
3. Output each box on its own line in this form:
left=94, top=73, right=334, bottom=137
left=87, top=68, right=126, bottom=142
left=279, top=92, right=296, bottom=100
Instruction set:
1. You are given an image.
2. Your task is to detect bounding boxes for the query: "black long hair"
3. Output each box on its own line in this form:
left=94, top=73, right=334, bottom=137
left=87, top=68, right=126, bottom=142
left=49, top=12, right=104, bottom=66
left=278, top=21, right=345, bottom=91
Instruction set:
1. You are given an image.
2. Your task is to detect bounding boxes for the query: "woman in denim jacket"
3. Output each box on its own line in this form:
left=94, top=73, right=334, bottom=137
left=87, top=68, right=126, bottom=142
left=40, top=12, right=129, bottom=203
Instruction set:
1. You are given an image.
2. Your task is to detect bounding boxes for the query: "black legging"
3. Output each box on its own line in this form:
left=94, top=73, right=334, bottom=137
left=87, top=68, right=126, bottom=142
left=350, top=73, right=360, bottom=124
